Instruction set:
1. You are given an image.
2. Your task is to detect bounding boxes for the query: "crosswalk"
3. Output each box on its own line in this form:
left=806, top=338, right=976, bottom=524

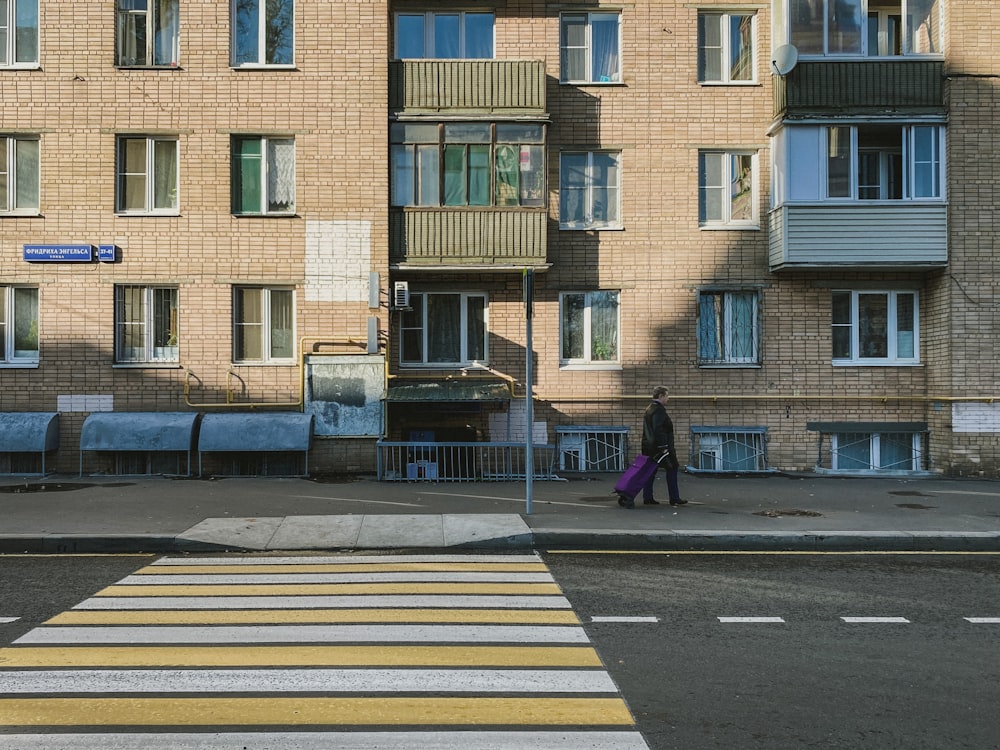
left=0, top=553, right=648, bottom=749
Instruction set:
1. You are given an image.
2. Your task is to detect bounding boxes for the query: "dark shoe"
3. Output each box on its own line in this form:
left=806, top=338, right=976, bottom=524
left=643, top=498, right=660, bottom=505
left=617, top=493, right=635, bottom=509
left=669, top=499, right=688, bottom=506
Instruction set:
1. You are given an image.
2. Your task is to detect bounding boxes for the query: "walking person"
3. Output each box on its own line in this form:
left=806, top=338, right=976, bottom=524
left=640, top=386, right=686, bottom=506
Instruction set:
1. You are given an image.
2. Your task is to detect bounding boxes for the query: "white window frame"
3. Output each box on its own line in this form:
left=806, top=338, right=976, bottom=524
left=831, top=289, right=919, bottom=365
left=559, top=151, right=622, bottom=230
left=116, top=136, right=179, bottom=215
left=786, top=0, right=943, bottom=58
left=698, top=11, right=756, bottom=84
left=231, top=135, right=296, bottom=215
left=0, top=285, right=38, bottom=365
left=394, top=11, right=495, bottom=60
left=559, top=11, right=622, bottom=84
left=824, top=124, right=944, bottom=201
left=0, top=0, right=38, bottom=67
left=699, top=150, right=759, bottom=228
left=114, top=285, right=179, bottom=365
left=116, top=0, right=180, bottom=68
left=233, top=286, right=296, bottom=364
left=831, top=432, right=921, bottom=471
left=559, top=290, right=621, bottom=368
left=231, top=0, right=295, bottom=68
left=697, top=289, right=760, bottom=366
left=1, top=135, right=40, bottom=214
left=399, top=291, right=488, bottom=368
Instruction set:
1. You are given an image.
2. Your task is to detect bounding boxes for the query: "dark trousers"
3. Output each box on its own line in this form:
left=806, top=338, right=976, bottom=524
left=643, top=466, right=680, bottom=502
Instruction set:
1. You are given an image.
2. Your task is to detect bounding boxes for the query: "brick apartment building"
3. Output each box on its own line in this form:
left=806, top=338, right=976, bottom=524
left=1, top=0, right=997, bottom=479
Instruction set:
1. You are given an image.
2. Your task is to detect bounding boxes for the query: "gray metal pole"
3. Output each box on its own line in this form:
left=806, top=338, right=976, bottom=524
left=524, top=269, right=534, bottom=515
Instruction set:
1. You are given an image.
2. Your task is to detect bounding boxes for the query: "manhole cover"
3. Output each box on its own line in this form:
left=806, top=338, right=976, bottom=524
left=895, top=503, right=937, bottom=510
left=753, top=508, right=824, bottom=518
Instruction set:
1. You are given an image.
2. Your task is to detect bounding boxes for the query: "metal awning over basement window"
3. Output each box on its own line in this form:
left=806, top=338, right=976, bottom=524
left=80, top=412, right=199, bottom=452
left=198, top=413, right=314, bottom=452
left=0, top=413, right=60, bottom=453
left=385, top=380, right=512, bottom=402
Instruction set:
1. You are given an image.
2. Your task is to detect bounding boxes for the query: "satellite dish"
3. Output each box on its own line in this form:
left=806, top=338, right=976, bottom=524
left=771, top=44, right=799, bottom=76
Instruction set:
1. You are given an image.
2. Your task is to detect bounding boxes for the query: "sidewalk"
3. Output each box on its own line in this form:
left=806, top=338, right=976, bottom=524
left=1, top=472, right=999, bottom=553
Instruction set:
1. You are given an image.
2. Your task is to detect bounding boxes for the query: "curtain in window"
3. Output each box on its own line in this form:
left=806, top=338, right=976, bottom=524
left=433, top=14, right=459, bottom=58
left=0, top=289, right=6, bottom=359
left=0, top=141, right=7, bottom=208
left=417, top=145, right=439, bottom=206
left=495, top=144, right=519, bottom=206
left=154, top=0, right=180, bottom=65
left=443, top=145, right=466, bottom=206
left=427, top=294, right=461, bottom=363
left=267, top=138, right=295, bottom=211
left=828, top=0, right=862, bottom=54
left=561, top=294, right=585, bottom=360
left=589, top=291, right=618, bottom=361
left=835, top=432, right=872, bottom=470
left=697, top=14, right=722, bottom=81
left=560, top=154, right=588, bottom=225
left=235, top=289, right=263, bottom=361
left=560, top=15, right=587, bottom=81
left=911, top=126, right=940, bottom=198
left=698, top=293, right=722, bottom=361
left=730, top=154, right=753, bottom=222
left=14, top=138, right=38, bottom=209
left=116, top=286, right=146, bottom=362
left=391, top=145, right=415, bottom=206
left=699, top=152, right=723, bottom=223
left=590, top=14, right=619, bottom=82
left=730, top=292, right=756, bottom=360
left=591, top=152, right=618, bottom=226
left=269, top=290, right=293, bottom=359
left=120, top=139, right=148, bottom=212
left=858, top=293, right=888, bottom=358
left=395, top=15, right=424, bottom=58
left=789, top=0, right=824, bottom=54
left=152, top=139, right=177, bottom=210
left=465, top=296, right=486, bottom=361
left=12, top=286, right=37, bottom=355
left=464, top=13, right=494, bottom=58
left=152, top=288, right=178, bottom=350
left=895, top=292, right=915, bottom=358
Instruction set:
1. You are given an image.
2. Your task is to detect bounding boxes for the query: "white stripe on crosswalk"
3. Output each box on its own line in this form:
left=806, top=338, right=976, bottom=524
left=840, top=616, right=910, bottom=623
left=16, top=624, right=590, bottom=645
left=0, top=617, right=19, bottom=623
left=118, top=572, right=555, bottom=584
left=718, top=617, right=786, bottom=623
left=150, top=554, right=545, bottom=565
left=964, top=617, right=1000, bottom=623
left=0, top=668, right=617, bottom=694
left=72, top=595, right=572, bottom=610
left=0, top=732, right=650, bottom=750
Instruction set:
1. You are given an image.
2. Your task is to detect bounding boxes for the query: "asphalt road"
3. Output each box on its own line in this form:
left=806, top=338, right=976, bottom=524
left=544, top=551, right=1000, bottom=749
left=1, top=552, right=998, bottom=749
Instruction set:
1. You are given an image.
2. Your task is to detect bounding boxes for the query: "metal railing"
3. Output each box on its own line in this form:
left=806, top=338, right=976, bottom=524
left=377, top=441, right=558, bottom=482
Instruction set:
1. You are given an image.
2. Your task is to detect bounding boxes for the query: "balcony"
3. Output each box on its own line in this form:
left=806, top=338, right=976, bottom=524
left=389, top=60, right=546, bottom=115
left=768, top=203, right=947, bottom=270
left=390, top=208, right=547, bottom=268
left=774, top=60, right=944, bottom=118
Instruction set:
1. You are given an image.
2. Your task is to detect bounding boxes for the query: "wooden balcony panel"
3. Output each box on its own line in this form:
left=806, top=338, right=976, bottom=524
left=390, top=60, right=546, bottom=113
left=390, top=209, right=548, bottom=267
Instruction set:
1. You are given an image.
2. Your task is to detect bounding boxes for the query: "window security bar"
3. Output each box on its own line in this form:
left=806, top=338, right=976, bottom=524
left=688, top=427, right=771, bottom=473
left=377, top=441, right=559, bottom=482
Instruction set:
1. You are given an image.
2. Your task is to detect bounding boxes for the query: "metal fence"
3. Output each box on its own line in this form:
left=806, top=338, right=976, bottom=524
left=377, top=441, right=559, bottom=482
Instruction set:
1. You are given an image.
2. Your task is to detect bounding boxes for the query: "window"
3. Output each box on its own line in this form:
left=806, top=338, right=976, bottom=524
left=788, top=0, right=941, bottom=57
left=116, top=136, right=178, bottom=214
left=698, top=12, right=755, bottom=83
left=400, top=292, right=487, bottom=367
left=232, top=136, right=296, bottom=215
left=560, top=12, right=621, bottom=83
left=115, top=285, right=178, bottom=364
left=117, top=0, right=180, bottom=67
left=559, top=151, right=621, bottom=230
left=233, top=287, right=295, bottom=363
left=831, top=432, right=921, bottom=471
left=395, top=11, right=494, bottom=59
left=391, top=123, right=544, bottom=208
left=0, top=0, right=38, bottom=66
left=560, top=291, right=619, bottom=365
left=826, top=125, right=942, bottom=200
left=0, top=285, right=38, bottom=364
left=691, top=427, right=768, bottom=472
left=698, top=290, right=759, bottom=365
left=832, top=290, right=918, bottom=364
left=232, top=0, right=293, bottom=67
left=699, top=151, right=757, bottom=227
left=1, top=135, right=39, bottom=214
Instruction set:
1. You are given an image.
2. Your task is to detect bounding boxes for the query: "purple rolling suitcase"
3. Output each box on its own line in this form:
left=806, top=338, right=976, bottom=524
left=614, top=454, right=661, bottom=504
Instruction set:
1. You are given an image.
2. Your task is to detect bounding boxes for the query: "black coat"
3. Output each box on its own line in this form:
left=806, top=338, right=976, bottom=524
left=641, top=400, right=675, bottom=457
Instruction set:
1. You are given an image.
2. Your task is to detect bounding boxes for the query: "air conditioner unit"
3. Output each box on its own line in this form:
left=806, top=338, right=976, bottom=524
left=393, top=281, right=410, bottom=309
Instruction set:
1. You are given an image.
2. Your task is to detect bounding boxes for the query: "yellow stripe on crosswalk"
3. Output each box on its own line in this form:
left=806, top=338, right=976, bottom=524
left=0, top=645, right=603, bottom=668
left=94, top=583, right=562, bottom=596
left=46, top=609, right=580, bottom=625
left=0, top=696, right=634, bottom=727
left=136, top=563, right=549, bottom=574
